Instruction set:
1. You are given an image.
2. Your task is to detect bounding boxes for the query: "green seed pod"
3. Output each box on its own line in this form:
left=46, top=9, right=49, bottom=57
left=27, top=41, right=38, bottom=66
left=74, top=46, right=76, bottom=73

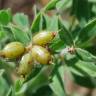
left=31, top=45, right=51, bottom=64
left=32, top=31, right=55, bottom=46
left=18, top=52, right=33, bottom=76
left=1, top=42, right=25, bottom=59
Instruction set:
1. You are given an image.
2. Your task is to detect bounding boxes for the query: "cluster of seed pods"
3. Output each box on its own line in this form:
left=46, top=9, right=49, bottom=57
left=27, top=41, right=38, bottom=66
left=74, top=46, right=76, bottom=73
left=0, top=31, right=56, bottom=77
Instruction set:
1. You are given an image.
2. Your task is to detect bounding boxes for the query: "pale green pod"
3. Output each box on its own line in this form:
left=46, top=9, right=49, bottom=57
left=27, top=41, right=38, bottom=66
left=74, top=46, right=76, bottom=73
left=2, top=42, right=25, bottom=59
left=31, top=45, right=51, bottom=64
left=18, top=52, right=33, bottom=76
left=32, top=31, right=55, bottom=46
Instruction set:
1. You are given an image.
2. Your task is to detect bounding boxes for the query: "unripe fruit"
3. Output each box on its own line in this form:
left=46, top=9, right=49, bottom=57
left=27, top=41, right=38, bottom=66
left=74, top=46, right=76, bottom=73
left=1, top=42, right=25, bottom=59
left=31, top=45, right=51, bottom=64
left=32, top=31, right=56, bottom=46
left=18, top=52, right=33, bottom=76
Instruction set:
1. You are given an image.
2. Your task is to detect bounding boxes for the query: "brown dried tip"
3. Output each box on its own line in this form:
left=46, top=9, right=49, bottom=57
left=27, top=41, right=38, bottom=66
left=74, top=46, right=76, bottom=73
left=52, top=32, right=57, bottom=37
left=68, top=46, right=75, bottom=54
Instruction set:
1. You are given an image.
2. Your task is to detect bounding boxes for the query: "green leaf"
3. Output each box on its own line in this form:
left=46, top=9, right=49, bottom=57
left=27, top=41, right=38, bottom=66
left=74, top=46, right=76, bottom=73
left=31, top=86, right=52, bottom=96
left=56, top=0, right=72, bottom=11
left=24, top=67, right=42, bottom=82
left=31, top=12, right=45, bottom=33
left=0, top=58, right=15, bottom=71
left=76, top=18, right=96, bottom=47
left=0, top=30, right=6, bottom=40
left=67, top=58, right=96, bottom=88
left=76, top=61, right=96, bottom=77
left=16, top=65, right=54, bottom=95
left=43, top=0, right=59, bottom=11
left=0, top=9, right=12, bottom=25
left=6, top=87, right=12, bottom=96
left=71, top=0, right=90, bottom=21
left=0, top=26, right=14, bottom=49
left=49, top=65, right=66, bottom=96
left=68, top=59, right=96, bottom=77
left=0, top=76, right=9, bottom=96
left=88, top=0, right=96, bottom=2
left=58, top=17, right=74, bottom=46
left=10, top=26, right=30, bottom=45
left=15, top=79, right=23, bottom=92
left=49, top=36, right=65, bottom=52
left=92, top=5, right=96, bottom=14
left=44, top=15, right=58, bottom=31
left=72, top=73, right=96, bottom=88
left=6, top=87, right=15, bottom=96
left=76, top=48, right=96, bottom=62
left=13, top=13, right=29, bottom=30
left=0, top=69, right=5, bottom=76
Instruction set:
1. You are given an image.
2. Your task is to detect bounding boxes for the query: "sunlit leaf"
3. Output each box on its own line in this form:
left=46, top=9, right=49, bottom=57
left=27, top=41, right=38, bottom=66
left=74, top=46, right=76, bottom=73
left=0, top=9, right=12, bottom=25
left=58, top=17, right=74, bottom=45
left=76, top=48, right=96, bottom=62
left=49, top=65, right=66, bottom=96
left=76, top=18, right=96, bottom=47
left=31, top=12, right=45, bottom=33
left=43, top=0, right=59, bottom=11
left=10, top=26, right=30, bottom=45
left=13, top=13, right=29, bottom=30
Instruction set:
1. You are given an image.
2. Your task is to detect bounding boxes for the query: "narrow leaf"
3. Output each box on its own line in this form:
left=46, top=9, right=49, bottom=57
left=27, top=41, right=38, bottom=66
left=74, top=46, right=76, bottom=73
left=68, top=59, right=96, bottom=77
left=43, top=0, right=59, bottom=11
left=76, top=48, right=96, bottom=62
left=0, top=77, right=9, bottom=96
left=88, top=0, right=96, bottom=2
left=16, top=65, right=54, bottom=95
left=56, top=0, right=72, bottom=11
left=71, top=0, right=90, bottom=21
left=31, top=12, right=45, bottom=33
left=0, top=69, right=5, bottom=76
left=76, top=18, right=96, bottom=47
left=49, top=65, right=66, bottom=96
left=49, top=36, right=65, bottom=52
left=58, top=17, right=74, bottom=45
left=44, top=15, right=58, bottom=31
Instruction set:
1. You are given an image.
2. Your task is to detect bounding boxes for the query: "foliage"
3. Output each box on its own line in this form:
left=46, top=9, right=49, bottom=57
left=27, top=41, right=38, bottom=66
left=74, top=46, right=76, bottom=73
left=0, top=0, right=96, bottom=96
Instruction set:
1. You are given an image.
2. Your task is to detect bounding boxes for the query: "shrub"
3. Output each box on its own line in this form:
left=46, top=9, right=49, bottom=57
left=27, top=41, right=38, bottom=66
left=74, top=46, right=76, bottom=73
left=0, top=0, right=96, bottom=96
